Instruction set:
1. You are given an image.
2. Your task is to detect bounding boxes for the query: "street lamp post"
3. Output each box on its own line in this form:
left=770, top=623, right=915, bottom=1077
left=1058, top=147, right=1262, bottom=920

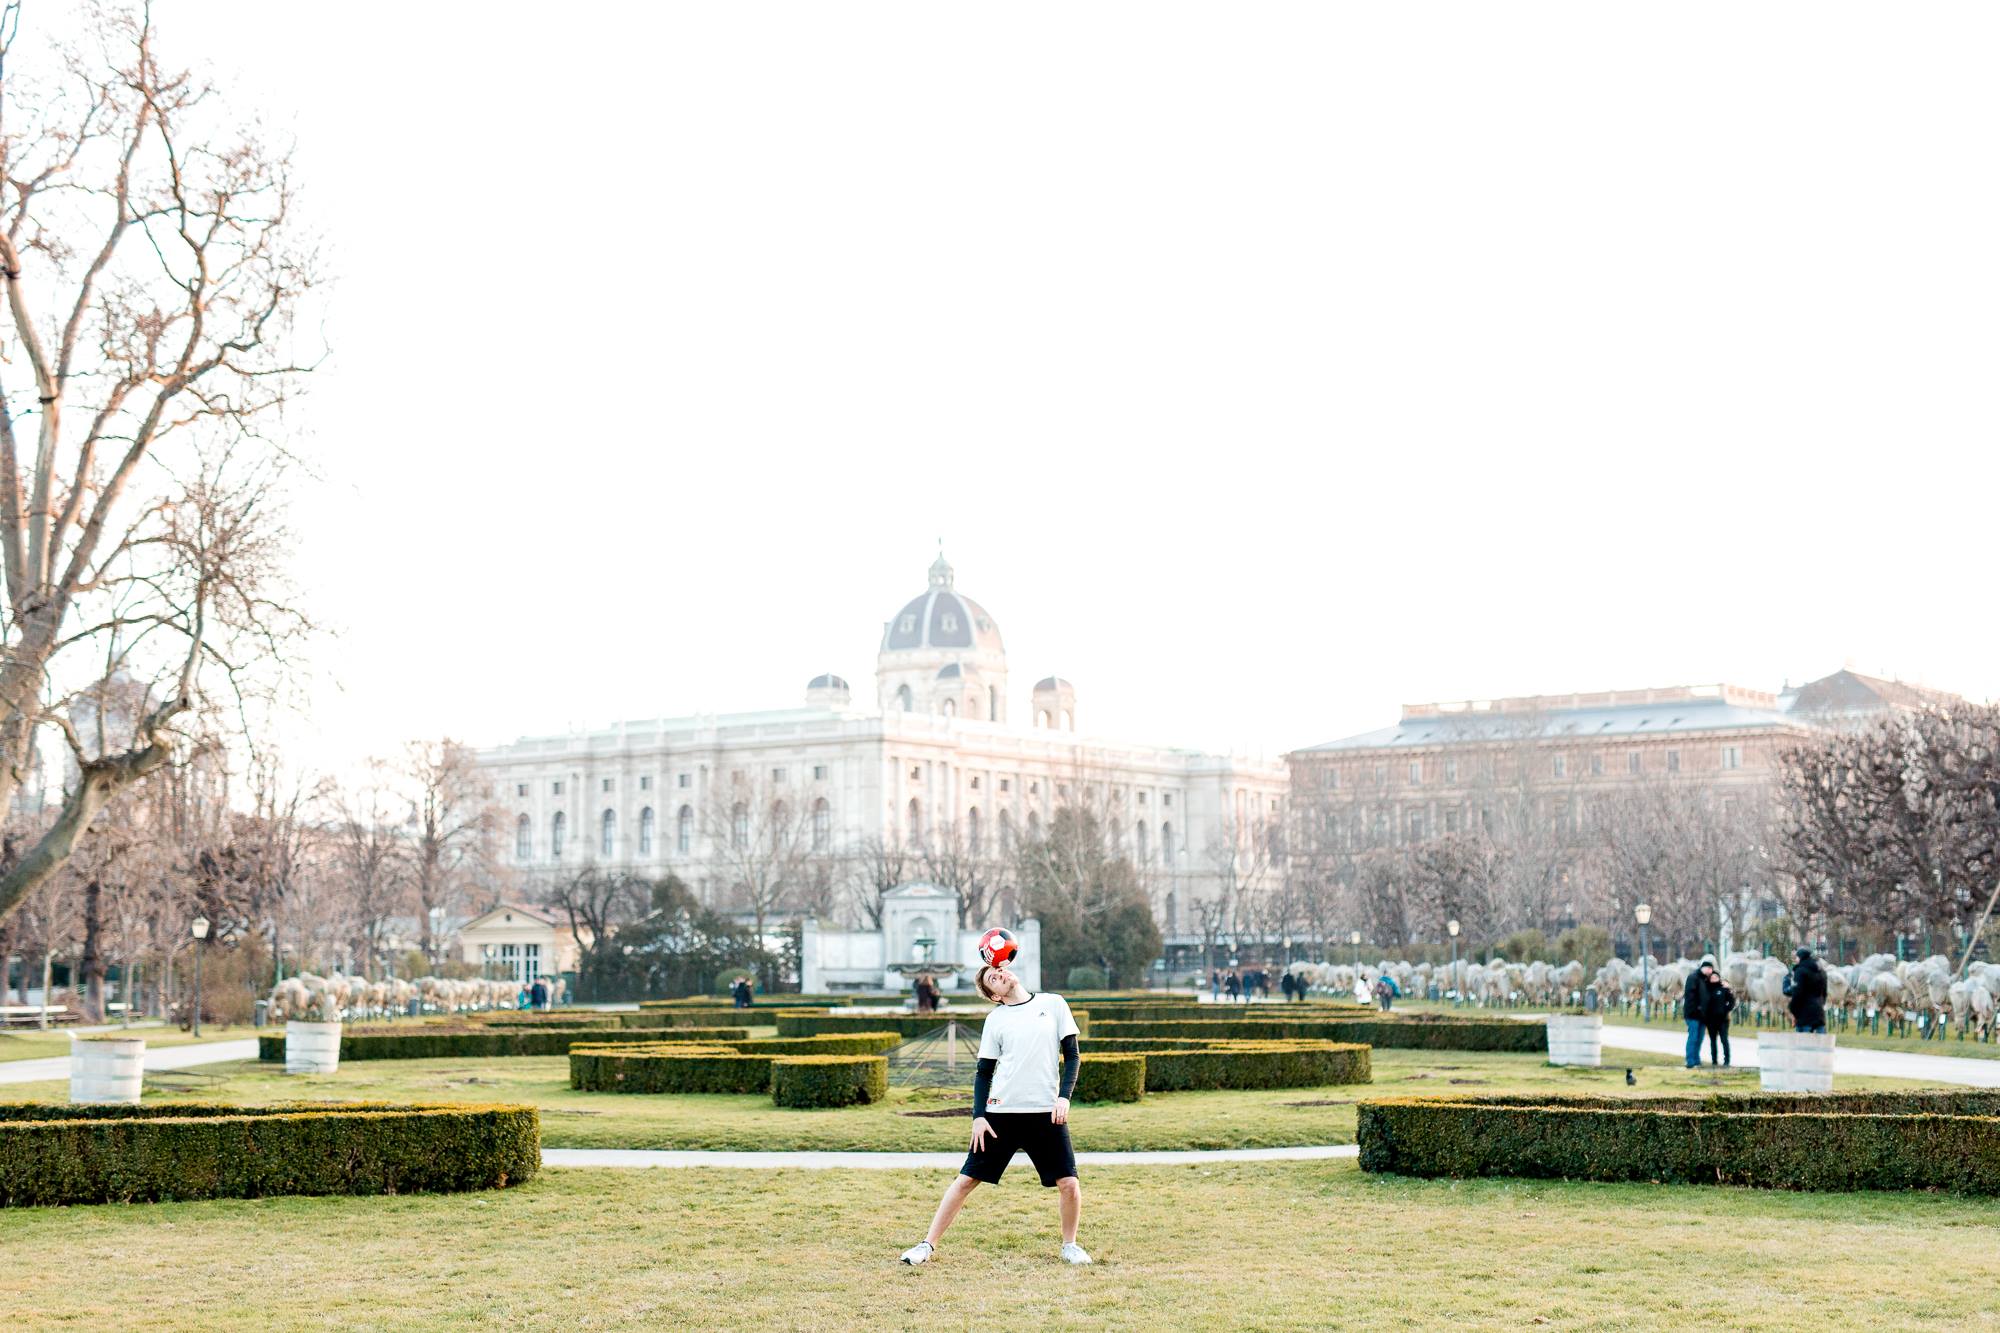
left=1349, top=930, right=1362, bottom=972
left=1448, top=919, right=1460, bottom=1006
left=190, top=917, right=211, bottom=1039
left=1635, top=903, right=1652, bottom=1020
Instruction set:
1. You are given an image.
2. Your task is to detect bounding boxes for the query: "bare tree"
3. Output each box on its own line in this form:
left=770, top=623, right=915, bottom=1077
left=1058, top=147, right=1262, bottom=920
left=919, top=816, right=1004, bottom=929
left=320, top=763, right=407, bottom=973
left=400, top=739, right=490, bottom=964
left=698, top=773, right=823, bottom=951
left=0, top=4, right=318, bottom=927
left=850, top=834, right=911, bottom=930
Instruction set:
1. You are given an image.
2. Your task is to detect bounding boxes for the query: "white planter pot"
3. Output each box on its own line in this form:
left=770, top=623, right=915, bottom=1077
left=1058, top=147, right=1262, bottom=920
left=70, top=1036, right=146, bottom=1104
left=285, top=1020, right=343, bottom=1074
left=1545, top=1013, right=1603, bottom=1067
left=1759, top=1031, right=1834, bottom=1093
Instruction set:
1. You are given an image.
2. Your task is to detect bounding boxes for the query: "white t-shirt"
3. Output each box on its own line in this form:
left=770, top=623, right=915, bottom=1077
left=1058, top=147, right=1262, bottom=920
left=975, top=991, right=1079, bottom=1114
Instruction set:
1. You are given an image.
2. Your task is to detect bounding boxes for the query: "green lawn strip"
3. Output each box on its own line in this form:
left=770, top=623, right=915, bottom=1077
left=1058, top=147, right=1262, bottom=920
left=1, top=1048, right=1946, bottom=1152
left=1388, top=999, right=2000, bottom=1061
left=2, top=1163, right=1993, bottom=1331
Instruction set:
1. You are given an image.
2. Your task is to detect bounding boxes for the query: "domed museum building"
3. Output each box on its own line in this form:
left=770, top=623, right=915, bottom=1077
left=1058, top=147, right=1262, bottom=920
left=469, top=555, right=1286, bottom=991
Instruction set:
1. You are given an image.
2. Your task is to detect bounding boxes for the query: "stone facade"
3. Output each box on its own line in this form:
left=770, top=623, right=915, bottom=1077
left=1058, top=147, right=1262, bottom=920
left=800, top=881, right=1043, bottom=993
left=470, top=555, right=1287, bottom=937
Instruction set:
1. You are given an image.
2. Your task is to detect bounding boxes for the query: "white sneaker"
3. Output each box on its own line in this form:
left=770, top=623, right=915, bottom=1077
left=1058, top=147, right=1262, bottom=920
left=1059, top=1242, right=1092, bottom=1265
left=900, top=1241, right=935, bottom=1265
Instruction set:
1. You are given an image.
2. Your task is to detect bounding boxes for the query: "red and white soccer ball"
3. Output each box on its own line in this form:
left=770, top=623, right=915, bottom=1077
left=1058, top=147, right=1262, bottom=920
left=977, top=927, right=1019, bottom=968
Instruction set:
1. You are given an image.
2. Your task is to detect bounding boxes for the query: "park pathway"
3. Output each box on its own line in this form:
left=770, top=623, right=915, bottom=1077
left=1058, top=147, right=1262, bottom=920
left=542, top=1144, right=1361, bottom=1169
left=1593, top=1022, right=2000, bottom=1087
left=0, top=1036, right=258, bottom=1086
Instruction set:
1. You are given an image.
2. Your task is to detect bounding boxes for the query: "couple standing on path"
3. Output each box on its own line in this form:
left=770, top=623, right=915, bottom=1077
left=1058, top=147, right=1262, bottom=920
left=900, top=963, right=1091, bottom=1269
left=1681, top=948, right=1830, bottom=1068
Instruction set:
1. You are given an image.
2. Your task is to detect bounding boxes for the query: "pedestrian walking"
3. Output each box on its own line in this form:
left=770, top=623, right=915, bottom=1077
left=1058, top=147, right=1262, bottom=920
left=1225, top=971, right=1240, bottom=1003
left=1786, top=948, right=1828, bottom=1033
left=1373, top=975, right=1393, bottom=1013
left=1280, top=971, right=1296, bottom=1002
left=1681, top=957, right=1716, bottom=1068
left=1210, top=969, right=1222, bottom=1002
left=1704, top=973, right=1736, bottom=1066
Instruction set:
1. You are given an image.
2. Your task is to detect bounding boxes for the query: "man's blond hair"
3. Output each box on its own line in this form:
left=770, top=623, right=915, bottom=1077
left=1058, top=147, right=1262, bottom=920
left=975, top=965, right=1008, bottom=1002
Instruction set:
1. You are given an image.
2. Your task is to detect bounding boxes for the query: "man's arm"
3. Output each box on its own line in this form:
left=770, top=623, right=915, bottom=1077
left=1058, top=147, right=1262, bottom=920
left=970, top=1057, right=998, bottom=1148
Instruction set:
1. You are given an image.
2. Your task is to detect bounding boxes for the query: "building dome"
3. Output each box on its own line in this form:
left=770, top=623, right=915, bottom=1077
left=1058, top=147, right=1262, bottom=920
left=1033, top=676, right=1070, bottom=691
left=936, top=663, right=963, bottom=679
left=807, top=673, right=849, bottom=691
left=880, top=554, right=1004, bottom=656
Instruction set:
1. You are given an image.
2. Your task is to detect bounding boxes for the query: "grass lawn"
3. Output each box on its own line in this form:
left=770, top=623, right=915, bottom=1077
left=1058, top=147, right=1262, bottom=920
left=1387, top=999, right=2000, bottom=1061
left=0, top=1023, right=262, bottom=1064
left=0, top=1047, right=1950, bottom=1151
left=6, top=1163, right=1998, bottom=1331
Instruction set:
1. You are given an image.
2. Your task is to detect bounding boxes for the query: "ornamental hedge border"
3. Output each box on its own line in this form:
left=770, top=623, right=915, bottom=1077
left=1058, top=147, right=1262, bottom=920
left=1131, top=1042, right=1372, bottom=1092
left=770, top=1055, right=889, bottom=1107
left=0, top=1101, right=540, bottom=1207
left=467, top=1014, right=622, bottom=1029
left=1073, top=1054, right=1145, bottom=1103
left=256, top=1026, right=749, bottom=1062
left=1357, top=1091, right=2000, bottom=1194
left=726, top=1033, right=903, bottom=1055
left=640, top=995, right=854, bottom=1009
left=569, top=1046, right=778, bottom=1094
left=773, top=1010, right=1091, bottom=1039
left=1088, top=1016, right=1538, bottom=1052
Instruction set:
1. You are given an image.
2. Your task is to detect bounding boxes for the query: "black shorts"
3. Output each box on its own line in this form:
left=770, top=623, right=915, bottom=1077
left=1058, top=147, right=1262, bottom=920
left=960, top=1112, right=1077, bottom=1187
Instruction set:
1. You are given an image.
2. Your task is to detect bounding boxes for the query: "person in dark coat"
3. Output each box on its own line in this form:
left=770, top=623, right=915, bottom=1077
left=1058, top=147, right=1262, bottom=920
left=1225, top=971, right=1241, bottom=1002
left=1787, top=948, right=1828, bottom=1033
left=1681, top=958, right=1715, bottom=1068
left=1258, top=971, right=1272, bottom=1001
left=1703, top=973, right=1736, bottom=1066
left=1210, top=969, right=1222, bottom=1002
left=529, top=978, right=548, bottom=1010
left=1281, top=971, right=1296, bottom=1001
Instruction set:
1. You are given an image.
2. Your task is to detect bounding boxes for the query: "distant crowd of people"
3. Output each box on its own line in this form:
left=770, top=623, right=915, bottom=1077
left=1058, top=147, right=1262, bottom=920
left=514, top=977, right=550, bottom=1010
left=1209, top=967, right=1361, bottom=1004
left=1680, top=946, right=1827, bottom=1067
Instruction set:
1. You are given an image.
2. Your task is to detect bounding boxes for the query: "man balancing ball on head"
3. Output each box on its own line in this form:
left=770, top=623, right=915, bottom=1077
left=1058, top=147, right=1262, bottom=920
left=900, top=926, right=1090, bottom=1267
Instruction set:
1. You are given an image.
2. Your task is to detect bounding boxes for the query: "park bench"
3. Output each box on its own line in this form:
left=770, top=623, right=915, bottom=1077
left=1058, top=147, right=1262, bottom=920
left=0, top=1005, right=71, bottom=1028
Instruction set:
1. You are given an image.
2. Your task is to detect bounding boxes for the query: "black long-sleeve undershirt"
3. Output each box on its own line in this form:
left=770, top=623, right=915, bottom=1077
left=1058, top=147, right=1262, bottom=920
left=970, top=1035, right=1080, bottom=1115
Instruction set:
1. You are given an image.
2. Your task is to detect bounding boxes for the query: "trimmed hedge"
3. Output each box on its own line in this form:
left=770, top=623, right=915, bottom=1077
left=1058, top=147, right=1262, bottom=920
left=0, top=1101, right=540, bottom=1206
left=1358, top=1091, right=2000, bottom=1194
left=725, top=1033, right=903, bottom=1056
left=1088, top=1016, right=1538, bottom=1052
left=619, top=1009, right=758, bottom=1029
left=467, top=1013, right=621, bottom=1029
left=1072, top=1054, right=1145, bottom=1103
left=257, top=1026, right=748, bottom=1062
left=775, top=1009, right=1091, bottom=1039
left=639, top=995, right=853, bottom=1009
left=569, top=1046, right=778, bottom=1094
left=1140, top=1042, right=1371, bottom=1092
left=770, top=1055, right=889, bottom=1107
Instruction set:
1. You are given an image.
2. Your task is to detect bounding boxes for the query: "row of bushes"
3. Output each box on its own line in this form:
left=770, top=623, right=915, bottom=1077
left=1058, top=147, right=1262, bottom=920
left=1119, top=1042, right=1371, bottom=1092
left=773, top=1010, right=1092, bottom=1039
left=0, top=1102, right=541, bottom=1206
left=1357, top=1091, right=2000, bottom=1194
left=569, top=1044, right=889, bottom=1108
left=257, top=1026, right=750, bottom=1062
left=640, top=995, right=854, bottom=1010
left=1088, top=1016, right=1541, bottom=1052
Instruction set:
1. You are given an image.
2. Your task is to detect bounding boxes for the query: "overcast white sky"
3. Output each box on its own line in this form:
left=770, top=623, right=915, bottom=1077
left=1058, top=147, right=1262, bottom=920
left=118, top=2, right=2000, bottom=774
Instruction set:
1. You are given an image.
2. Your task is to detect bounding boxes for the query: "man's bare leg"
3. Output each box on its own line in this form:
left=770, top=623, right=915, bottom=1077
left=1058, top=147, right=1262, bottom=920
left=1056, top=1176, right=1081, bottom=1245
left=925, top=1173, right=980, bottom=1247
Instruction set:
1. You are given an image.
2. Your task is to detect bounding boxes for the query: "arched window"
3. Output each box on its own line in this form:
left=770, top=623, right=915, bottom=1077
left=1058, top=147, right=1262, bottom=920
left=1037, top=709, right=1051, bottom=728
left=1136, top=820, right=1149, bottom=865
left=967, top=695, right=980, bottom=720
left=1027, top=810, right=1040, bottom=839
left=896, top=684, right=914, bottom=712
left=550, top=811, right=566, bottom=860
left=907, top=797, right=923, bottom=845
left=771, top=801, right=788, bottom=848
left=943, top=698, right=956, bottom=718
left=967, top=806, right=981, bottom=855
left=1165, top=890, right=1179, bottom=933
left=677, top=805, right=692, bottom=854
left=1000, top=810, right=1014, bottom=856
left=1110, top=819, right=1123, bottom=853
left=515, top=814, right=531, bottom=862
left=732, top=802, right=749, bottom=849
left=989, top=686, right=998, bottom=720
left=1062, top=709, right=1074, bottom=731
left=812, top=798, right=830, bottom=850
left=601, top=808, right=617, bottom=857
left=639, top=806, right=655, bottom=856
left=1160, top=821, right=1175, bottom=864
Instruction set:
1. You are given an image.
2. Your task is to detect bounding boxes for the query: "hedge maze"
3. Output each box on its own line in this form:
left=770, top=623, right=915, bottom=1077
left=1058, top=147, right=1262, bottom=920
left=1358, top=1091, right=2000, bottom=1194
left=570, top=1043, right=892, bottom=1108
left=0, top=1102, right=541, bottom=1207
